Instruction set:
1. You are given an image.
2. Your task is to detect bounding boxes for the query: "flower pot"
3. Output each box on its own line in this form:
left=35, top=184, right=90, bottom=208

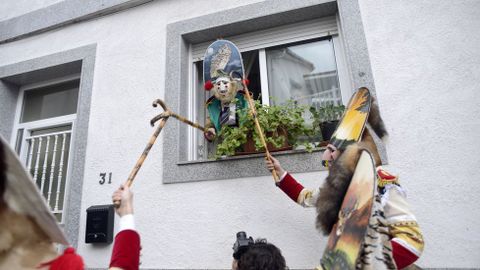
left=320, top=120, right=339, bottom=142
left=236, top=129, right=292, bottom=155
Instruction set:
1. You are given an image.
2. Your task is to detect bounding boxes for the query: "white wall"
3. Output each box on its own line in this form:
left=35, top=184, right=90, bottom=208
left=0, top=0, right=64, bottom=22
left=1, top=0, right=479, bottom=268
left=359, top=0, right=480, bottom=268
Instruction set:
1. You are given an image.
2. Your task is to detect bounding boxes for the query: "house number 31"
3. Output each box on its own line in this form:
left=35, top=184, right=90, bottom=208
left=99, top=172, right=112, bottom=185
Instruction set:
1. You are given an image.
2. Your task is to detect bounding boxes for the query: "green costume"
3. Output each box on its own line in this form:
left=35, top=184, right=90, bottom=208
left=206, top=91, right=248, bottom=132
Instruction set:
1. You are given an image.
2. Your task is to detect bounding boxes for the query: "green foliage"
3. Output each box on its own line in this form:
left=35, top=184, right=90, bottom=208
left=309, top=104, right=345, bottom=142
left=215, top=100, right=314, bottom=158
left=310, top=103, right=345, bottom=124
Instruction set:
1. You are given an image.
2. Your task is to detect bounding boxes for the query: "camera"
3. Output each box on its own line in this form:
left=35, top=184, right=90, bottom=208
left=232, top=231, right=254, bottom=260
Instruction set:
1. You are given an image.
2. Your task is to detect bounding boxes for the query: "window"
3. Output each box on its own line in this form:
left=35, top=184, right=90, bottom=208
left=188, top=18, right=351, bottom=161
left=12, top=76, right=79, bottom=223
left=162, top=0, right=377, bottom=183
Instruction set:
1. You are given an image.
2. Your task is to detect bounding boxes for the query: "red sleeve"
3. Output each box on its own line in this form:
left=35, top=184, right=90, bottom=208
left=391, top=240, right=419, bottom=269
left=277, top=173, right=305, bottom=203
left=109, top=230, right=141, bottom=270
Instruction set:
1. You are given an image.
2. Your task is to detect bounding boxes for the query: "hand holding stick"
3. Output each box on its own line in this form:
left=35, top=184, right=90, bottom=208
left=112, top=184, right=134, bottom=215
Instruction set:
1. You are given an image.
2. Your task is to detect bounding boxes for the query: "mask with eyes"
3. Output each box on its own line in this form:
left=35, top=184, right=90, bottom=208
left=211, top=75, right=240, bottom=105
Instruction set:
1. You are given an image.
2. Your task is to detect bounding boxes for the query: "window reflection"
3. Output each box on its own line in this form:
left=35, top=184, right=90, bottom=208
left=266, top=39, right=342, bottom=108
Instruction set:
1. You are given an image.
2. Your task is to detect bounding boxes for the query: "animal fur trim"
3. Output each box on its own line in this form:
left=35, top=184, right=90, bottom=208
left=316, top=143, right=363, bottom=235
left=368, top=96, right=388, bottom=140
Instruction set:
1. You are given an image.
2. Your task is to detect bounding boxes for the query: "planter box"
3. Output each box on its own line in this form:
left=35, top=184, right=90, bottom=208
left=235, top=129, right=292, bottom=155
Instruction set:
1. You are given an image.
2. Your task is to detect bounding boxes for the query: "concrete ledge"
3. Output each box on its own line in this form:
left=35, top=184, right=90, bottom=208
left=0, top=0, right=153, bottom=44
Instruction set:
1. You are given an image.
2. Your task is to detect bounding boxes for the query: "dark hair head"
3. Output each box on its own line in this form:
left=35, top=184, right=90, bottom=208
left=237, top=239, right=286, bottom=270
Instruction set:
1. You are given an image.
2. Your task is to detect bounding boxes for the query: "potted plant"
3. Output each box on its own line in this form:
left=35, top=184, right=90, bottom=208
left=310, top=103, right=345, bottom=144
left=214, top=99, right=314, bottom=158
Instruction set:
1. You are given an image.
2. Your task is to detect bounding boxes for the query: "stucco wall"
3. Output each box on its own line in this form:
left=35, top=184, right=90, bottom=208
left=359, top=0, right=480, bottom=268
left=1, top=0, right=479, bottom=268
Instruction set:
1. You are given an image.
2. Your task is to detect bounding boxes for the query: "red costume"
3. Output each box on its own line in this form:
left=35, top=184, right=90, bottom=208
left=109, top=229, right=141, bottom=270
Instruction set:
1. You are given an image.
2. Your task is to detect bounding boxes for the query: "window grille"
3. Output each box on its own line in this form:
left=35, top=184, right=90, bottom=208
left=25, top=127, right=72, bottom=222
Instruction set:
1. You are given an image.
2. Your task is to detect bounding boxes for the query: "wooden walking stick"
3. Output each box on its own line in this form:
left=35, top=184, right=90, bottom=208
left=242, top=81, right=279, bottom=182
left=149, top=99, right=208, bottom=133
left=123, top=100, right=170, bottom=189
left=115, top=99, right=207, bottom=207
left=125, top=99, right=207, bottom=187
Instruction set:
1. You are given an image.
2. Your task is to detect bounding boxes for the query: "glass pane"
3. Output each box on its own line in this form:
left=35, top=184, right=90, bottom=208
left=21, top=79, right=79, bottom=123
left=266, top=39, right=342, bottom=108
left=242, top=50, right=261, bottom=100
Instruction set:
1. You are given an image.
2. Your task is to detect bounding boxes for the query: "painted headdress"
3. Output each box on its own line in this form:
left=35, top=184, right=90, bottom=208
left=0, top=135, right=83, bottom=270
left=203, top=40, right=246, bottom=91
left=323, top=87, right=388, bottom=166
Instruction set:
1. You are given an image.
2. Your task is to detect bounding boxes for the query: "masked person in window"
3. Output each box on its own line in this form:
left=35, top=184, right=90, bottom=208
left=232, top=231, right=286, bottom=270
left=204, top=71, right=248, bottom=141
left=265, top=88, right=424, bottom=269
left=202, top=40, right=249, bottom=142
left=0, top=134, right=139, bottom=270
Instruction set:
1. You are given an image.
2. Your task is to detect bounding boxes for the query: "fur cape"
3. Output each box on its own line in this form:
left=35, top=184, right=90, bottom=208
left=316, top=96, right=388, bottom=235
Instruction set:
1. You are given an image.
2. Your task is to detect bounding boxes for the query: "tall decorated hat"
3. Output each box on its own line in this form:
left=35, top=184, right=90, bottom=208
left=0, top=135, right=83, bottom=270
left=203, top=39, right=245, bottom=90
left=329, top=87, right=372, bottom=151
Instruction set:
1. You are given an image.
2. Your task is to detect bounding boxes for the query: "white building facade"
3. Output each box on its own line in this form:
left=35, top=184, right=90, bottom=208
left=0, top=0, right=479, bottom=269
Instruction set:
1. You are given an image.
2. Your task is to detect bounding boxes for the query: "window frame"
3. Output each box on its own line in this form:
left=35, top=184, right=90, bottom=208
left=0, top=44, right=96, bottom=247
left=188, top=34, right=352, bottom=161
left=11, top=74, right=79, bottom=224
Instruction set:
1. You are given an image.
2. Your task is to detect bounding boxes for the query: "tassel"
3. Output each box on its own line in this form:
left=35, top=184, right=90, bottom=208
left=204, top=80, right=213, bottom=90
left=38, top=247, right=84, bottom=270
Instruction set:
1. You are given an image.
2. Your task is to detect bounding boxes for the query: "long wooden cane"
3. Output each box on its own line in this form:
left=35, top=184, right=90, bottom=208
left=125, top=99, right=207, bottom=188
left=115, top=99, right=207, bottom=207
left=242, top=82, right=279, bottom=182
left=122, top=101, right=169, bottom=190
left=150, top=99, right=208, bottom=132
left=113, top=103, right=169, bottom=207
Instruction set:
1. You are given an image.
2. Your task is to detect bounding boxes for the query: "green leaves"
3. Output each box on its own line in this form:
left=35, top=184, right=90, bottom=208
left=214, top=99, right=315, bottom=158
left=310, top=103, right=345, bottom=123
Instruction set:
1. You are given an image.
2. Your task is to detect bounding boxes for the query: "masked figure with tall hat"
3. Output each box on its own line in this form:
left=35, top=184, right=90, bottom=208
left=0, top=135, right=141, bottom=270
left=266, top=88, right=424, bottom=269
left=203, top=40, right=249, bottom=142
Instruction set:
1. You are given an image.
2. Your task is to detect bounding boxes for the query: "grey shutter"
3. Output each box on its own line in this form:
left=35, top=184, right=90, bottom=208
left=191, top=16, right=338, bottom=61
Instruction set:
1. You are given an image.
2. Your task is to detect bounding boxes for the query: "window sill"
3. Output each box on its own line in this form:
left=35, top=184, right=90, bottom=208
left=164, top=146, right=327, bottom=184
left=178, top=147, right=327, bottom=166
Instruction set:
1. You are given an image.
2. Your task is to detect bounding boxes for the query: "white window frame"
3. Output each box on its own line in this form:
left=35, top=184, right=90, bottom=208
left=187, top=16, right=353, bottom=161
left=10, top=74, right=79, bottom=224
